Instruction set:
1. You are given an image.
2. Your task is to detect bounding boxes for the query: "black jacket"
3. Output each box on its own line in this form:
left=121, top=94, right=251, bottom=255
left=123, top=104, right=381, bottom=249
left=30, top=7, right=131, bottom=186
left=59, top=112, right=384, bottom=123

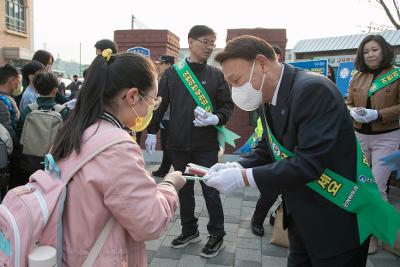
left=239, top=64, right=360, bottom=258
left=147, top=60, right=234, bottom=151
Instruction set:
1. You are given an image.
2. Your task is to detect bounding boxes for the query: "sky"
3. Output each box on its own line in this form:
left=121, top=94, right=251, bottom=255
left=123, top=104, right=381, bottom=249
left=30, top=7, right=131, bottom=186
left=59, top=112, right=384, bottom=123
left=34, top=0, right=393, bottom=65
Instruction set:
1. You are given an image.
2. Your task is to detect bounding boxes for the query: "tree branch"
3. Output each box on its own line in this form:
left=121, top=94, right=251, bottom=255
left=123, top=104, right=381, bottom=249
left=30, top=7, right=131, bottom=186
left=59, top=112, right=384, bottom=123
left=392, top=0, right=400, bottom=21
left=378, top=0, right=400, bottom=29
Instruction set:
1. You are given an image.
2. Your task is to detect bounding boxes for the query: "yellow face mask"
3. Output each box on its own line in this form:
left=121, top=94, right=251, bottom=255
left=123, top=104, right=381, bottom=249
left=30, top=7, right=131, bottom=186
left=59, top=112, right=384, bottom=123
left=12, top=79, right=23, bottom=96
left=130, top=96, right=154, bottom=132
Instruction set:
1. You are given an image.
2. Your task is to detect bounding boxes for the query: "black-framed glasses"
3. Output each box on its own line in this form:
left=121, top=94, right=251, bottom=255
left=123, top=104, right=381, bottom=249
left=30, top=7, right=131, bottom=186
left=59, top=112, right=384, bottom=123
left=194, top=38, right=216, bottom=48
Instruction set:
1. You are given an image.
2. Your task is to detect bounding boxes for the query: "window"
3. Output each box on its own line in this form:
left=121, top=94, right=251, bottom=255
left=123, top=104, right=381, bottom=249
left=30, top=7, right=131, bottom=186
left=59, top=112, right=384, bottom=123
left=5, top=0, right=26, bottom=33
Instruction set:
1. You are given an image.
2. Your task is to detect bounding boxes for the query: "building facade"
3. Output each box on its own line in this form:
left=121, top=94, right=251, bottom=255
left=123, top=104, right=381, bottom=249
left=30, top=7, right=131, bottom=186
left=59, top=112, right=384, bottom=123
left=0, top=0, right=34, bottom=66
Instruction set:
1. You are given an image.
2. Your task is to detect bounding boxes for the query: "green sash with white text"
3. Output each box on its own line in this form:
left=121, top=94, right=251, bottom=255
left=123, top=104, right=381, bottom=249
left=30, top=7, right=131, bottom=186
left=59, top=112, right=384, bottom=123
left=173, top=60, right=240, bottom=148
left=259, top=111, right=400, bottom=246
left=368, top=68, right=400, bottom=96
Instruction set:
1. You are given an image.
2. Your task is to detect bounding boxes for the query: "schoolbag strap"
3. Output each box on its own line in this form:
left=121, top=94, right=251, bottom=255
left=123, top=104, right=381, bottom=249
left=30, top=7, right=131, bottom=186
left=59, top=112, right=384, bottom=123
left=63, top=128, right=133, bottom=184
left=81, top=217, right=115, bottom=267
left=28, top=102, right=39, bottom=111
left=53, top=104, right=66, bottom=113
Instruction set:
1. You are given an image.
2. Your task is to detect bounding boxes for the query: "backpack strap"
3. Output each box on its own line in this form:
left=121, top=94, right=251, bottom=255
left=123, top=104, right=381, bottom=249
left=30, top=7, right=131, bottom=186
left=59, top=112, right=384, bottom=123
left=0, top=95, right=16, bottom=129
left=28, top=102, right=39, bottom=111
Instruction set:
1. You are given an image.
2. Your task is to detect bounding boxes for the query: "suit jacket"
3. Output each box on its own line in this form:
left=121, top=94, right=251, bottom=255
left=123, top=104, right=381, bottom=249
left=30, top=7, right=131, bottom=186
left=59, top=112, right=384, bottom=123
left=239, top=64, right=360, bottom=258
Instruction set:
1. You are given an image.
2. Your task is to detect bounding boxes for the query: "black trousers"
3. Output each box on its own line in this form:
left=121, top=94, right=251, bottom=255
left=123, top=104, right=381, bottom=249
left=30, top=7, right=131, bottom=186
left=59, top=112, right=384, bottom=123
left=156, top=121, right=172, bottom=173
left=170, top=149, right=225, bottom=238
left=287, top=216, right=370, bottom=267
left=252, top=187, right=280, bottom=225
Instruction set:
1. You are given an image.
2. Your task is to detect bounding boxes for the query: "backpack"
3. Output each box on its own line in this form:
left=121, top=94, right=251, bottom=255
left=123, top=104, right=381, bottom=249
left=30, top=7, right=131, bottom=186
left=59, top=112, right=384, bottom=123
left=20, top=103, right=65, bottom=157
left=0, top=95, right=17, bottom=130
left=0, top=128, right=131, bottom=267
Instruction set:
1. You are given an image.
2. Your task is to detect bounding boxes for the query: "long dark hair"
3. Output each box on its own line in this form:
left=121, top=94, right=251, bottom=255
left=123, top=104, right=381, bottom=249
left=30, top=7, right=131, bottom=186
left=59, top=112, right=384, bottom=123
left=52, top=52, right=157, bottom=160
left=32, top=50, right=54, bottom=66
left=355, top=34, right=393, bottom=72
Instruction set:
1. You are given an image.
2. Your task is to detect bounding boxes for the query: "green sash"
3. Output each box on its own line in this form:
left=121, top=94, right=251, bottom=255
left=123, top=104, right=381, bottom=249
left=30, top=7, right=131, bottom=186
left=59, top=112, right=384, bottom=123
left=259, top=110, right=400, bottom=246
left=173, top=60, right=240, bottom=148
left=368, top=68, right=400, bottom=96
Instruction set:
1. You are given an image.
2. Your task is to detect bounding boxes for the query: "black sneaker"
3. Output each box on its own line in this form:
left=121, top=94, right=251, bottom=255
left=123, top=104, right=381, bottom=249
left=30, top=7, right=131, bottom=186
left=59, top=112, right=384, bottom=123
left=171, top=231, right=201, bottom=248
left=200, top=235, right=224, bottom=258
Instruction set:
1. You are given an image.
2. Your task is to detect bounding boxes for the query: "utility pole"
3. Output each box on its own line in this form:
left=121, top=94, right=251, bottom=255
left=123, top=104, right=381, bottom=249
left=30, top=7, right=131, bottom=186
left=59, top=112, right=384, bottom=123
left=131, top=14, right=135, bottom=30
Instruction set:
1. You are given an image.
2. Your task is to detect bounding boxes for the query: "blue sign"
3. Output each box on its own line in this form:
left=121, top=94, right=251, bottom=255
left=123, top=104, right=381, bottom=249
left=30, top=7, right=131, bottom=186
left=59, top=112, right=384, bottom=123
left=336, top=61, right=356, bottom=97
left=127, top=47, right=150, bottom=58
left=289, top=59, right=328, bottom=76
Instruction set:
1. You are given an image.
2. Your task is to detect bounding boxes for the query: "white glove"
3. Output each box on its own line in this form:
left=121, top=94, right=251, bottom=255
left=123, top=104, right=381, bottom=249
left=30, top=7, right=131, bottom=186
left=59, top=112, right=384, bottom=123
left=193, top=106, right=219, bottom=127
left=206, top=168, right=245, bottom=194
left=209, top=162, right=243, bottom=174
left=145, top=134, right=157, bottom=154
left=350, top=107, right=378, bottom=123
left=350, top=108, right=366, bottom=123
left=363, top=108, right=379, bottom=123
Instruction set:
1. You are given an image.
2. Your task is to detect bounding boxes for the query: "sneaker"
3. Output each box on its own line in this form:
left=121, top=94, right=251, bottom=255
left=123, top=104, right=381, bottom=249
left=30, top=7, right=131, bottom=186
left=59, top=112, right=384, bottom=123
left=200, top=235, right=224, bottom=258
left=171, top=231, right=201, bottom=248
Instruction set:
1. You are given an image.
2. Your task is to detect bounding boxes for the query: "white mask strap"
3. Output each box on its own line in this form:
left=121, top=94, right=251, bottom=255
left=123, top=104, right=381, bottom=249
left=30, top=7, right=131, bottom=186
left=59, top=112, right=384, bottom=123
left=249, top=60, right=256, bottom=82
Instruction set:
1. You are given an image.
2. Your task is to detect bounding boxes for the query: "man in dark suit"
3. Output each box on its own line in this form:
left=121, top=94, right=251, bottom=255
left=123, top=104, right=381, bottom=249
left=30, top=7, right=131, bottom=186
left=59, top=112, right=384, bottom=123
left=206, top=35, right=370, bottom=266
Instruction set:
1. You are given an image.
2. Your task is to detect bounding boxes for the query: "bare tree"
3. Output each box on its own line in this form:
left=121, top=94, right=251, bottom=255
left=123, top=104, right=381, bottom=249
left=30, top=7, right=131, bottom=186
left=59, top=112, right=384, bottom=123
left=374, top=0, right=400, bottom=29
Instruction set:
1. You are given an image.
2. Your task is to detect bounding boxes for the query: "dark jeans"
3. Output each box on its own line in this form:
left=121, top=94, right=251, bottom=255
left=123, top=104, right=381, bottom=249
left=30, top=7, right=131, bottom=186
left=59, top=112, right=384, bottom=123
left=287, top=216, right=369, bottom=267
left=156, top=121, right=172, bottom=173
left=252, top=188, right=280, bottom=225
left=170, top=149, right=225, bottom=238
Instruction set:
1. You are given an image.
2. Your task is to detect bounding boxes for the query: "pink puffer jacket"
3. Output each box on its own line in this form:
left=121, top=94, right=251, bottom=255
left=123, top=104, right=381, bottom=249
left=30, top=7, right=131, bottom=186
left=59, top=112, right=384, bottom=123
left=58, top=121, right=178, bottom=267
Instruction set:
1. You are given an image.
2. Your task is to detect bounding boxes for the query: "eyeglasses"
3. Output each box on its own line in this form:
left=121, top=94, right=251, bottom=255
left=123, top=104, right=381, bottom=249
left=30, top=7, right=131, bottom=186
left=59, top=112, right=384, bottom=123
left=140, top=94, right=162, bottom=110
left=194, top=39, right=216, bottom=48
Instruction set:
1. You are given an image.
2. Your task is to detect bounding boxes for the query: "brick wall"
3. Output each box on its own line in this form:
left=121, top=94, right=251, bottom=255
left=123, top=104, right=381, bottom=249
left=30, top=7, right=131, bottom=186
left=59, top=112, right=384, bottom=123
left=114, top=29, right=180, bottom=62
left=224, top=28, right=287, bottom=153
left=0, top=0, right=33, bottom=65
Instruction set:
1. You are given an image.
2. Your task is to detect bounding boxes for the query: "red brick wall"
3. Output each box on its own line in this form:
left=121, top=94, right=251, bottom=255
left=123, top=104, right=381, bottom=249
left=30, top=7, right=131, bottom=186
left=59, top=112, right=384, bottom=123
left=224, top=28, right=287, bottom=153
left=114, top=29, right=180, bottom=62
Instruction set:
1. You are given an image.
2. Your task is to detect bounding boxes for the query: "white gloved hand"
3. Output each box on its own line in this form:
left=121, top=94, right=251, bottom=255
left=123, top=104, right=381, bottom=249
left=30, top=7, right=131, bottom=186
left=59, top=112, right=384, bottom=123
left=206, top=168, right=245, bottom=194
left=193, top=106, right=219, bottom=127
left=363, top=108, right=379, bottom=123
left=145, top=134, right=157, bottom=154
left=209, top=162, right=243, bottom=174
left=350, top=107, right=378, bottom=123
left=350, top=108, right=366, bottom=123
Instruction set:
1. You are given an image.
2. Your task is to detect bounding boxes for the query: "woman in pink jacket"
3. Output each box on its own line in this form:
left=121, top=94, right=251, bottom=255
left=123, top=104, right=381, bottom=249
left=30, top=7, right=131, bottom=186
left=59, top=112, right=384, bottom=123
left=51, top=50, right=186, bottom=266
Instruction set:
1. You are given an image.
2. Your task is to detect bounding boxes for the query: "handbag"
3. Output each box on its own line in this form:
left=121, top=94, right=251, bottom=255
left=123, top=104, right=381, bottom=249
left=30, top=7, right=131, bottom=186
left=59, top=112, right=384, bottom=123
left=270, top=207, right=289, bottom=248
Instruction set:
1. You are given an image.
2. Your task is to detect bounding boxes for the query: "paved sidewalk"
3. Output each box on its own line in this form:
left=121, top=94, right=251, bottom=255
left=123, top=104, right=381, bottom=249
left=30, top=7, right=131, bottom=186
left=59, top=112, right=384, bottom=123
left=144, top=155, right=400, bottom=267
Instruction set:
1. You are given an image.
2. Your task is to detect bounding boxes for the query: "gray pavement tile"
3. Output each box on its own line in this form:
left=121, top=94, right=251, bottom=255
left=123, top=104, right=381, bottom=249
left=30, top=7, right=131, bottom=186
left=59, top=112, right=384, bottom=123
left=224, top=231, right=238, bottom=242
left=368, top=248, right=399, bottom=260
left=147, top=250, right=156, bottom=264
left=235, top=248, right=261, bottom=262
left=369, top=257, right=400, bottom=267
left=224, top=215, right=240, bottom=223
left=240, top=207, right=255, bottom=221
left=223, top=241, right=237, bottom=254
left=223, top=208, right=242, bottom=217
left=200, top=209, right=209, bottom=217
left=224, top=222, right=239, bottom=232
left=206, top=251, right=235, bottom=266
left=238, top=228, right=260, bottom=239
left=149, top=258, right=178, bottom=267
left=178, top=255, right=207, bottom=267
left=242, top=201, right=256, bottom=208
left=205, top=264, right=231, bottom=267
left=235, top=260, right=262, bottom=267
left=237, top=237, right=261, bottom=250
left=239, top=220, right=252, bottom=230
left=183, top=242, right=203, bottom=256
left=262, top=242, right=288, bottom=257
left=243, top=195, right=259, bottom=202
left=261, top=256, right=286, bottom=267
left=162, top=235, right=178, bottom=246
left=146, top=238, right=162, bottom=251
left=155, top=246, right=183, bottom=260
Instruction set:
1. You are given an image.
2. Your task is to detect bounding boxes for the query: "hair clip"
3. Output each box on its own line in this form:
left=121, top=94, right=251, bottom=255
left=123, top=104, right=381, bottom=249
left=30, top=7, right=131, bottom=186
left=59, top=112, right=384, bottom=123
left=101, top=48, right=113, bottom=63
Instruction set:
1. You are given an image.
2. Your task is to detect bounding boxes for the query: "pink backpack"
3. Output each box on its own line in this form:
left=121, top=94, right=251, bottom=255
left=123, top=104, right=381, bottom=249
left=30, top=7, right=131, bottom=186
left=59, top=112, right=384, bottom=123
left=0, top=128, right=131, bottom=267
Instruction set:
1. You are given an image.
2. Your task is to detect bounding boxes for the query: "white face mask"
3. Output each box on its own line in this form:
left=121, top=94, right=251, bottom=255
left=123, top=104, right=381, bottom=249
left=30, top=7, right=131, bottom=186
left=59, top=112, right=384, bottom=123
left=231, top=61, right=265, bottom=111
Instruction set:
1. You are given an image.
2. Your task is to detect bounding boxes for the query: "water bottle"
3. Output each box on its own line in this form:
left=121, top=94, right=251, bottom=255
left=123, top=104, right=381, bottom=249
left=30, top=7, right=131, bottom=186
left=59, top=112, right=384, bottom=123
left=28, top=246, right=57, bottom=267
